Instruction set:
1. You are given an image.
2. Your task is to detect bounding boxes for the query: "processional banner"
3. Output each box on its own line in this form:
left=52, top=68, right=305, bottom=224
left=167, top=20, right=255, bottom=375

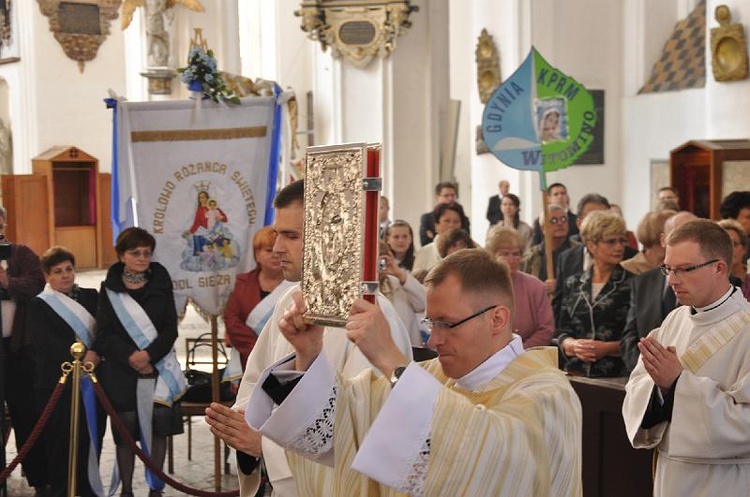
left=482, top=47, right=596, bottom=189
left=112, top=96, right=281, bottom=315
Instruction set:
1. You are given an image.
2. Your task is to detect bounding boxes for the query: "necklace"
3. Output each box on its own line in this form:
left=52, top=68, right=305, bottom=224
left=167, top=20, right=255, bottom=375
left=122, top=269, right=148, bottom=285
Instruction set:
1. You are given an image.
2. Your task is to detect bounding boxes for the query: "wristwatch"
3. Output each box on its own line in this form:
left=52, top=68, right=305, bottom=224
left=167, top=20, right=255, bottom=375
left=389, top=364, right=409, bottom=388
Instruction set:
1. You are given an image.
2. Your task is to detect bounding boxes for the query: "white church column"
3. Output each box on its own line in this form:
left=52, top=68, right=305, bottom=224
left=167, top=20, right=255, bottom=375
left=307, top=0, right=450, bottom=235
left=454, top=0, right=533, bottom=239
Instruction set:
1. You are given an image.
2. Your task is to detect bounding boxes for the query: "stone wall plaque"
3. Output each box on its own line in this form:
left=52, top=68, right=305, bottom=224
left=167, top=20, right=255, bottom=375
left=37, top=0, right=122, bottom=72
left=295, top=1, right=418, bottom=68
left=58, top=2, right=101, bottom=34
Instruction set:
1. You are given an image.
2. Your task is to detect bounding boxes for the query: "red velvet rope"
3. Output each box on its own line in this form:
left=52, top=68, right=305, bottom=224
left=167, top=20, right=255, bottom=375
left=91, top=380, right=240, bottom=497
left=0, top=379, right=67, bottom=482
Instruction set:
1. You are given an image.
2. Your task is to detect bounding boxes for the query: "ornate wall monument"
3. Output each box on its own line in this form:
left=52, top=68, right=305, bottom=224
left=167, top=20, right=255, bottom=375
left=294, top=0, right=418, bottom=68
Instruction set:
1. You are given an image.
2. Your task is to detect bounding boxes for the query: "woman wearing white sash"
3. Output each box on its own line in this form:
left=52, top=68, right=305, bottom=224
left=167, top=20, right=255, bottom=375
left=223, top=227, right=290, bottom=370
left=97, top=228, right=183, bottom=497
left=29, top=246, right=105, bottom=497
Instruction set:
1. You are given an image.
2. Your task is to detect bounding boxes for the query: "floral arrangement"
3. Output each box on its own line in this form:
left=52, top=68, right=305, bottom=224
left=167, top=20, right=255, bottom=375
left=178, top=44, right=240, bottom=104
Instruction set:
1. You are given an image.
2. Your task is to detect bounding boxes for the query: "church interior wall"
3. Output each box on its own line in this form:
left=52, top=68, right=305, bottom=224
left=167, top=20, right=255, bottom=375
left=2, top=0, right=750, bottom=240
left=387, top=0, right=450, bottom=235
left=525, top=0, right=625, bottom=225
left=32, top=3, right=126, bottom=172
left=621, top=0, right=750, bottom=229
left=457, top=0, right=628, bottom=239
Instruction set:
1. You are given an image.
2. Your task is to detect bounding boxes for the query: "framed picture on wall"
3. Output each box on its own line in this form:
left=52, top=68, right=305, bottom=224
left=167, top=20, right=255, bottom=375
left=574, top=89, right=604, bottom=165
left=650, top=159, right=670, bottom=209
left=0, top=0, right=20, bottom=64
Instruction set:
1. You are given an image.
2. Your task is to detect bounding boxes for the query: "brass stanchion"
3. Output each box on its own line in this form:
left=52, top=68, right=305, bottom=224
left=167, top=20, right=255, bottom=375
left=64, top=342, right=86, bottom=497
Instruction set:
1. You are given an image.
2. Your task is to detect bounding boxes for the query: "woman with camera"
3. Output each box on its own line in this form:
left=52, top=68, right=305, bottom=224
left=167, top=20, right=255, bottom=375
left=378, top=240, right=426, bottom=346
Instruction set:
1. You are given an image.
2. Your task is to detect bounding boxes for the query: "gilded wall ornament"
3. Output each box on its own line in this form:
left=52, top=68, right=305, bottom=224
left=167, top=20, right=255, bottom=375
left=302, top=143, right=367, bottom=327
left=37, top=0, right=123, bottom=73
left=294, top=1, right=418, bottom=68
left=710, top=5, right=748, bottom=82
left=475, top=28, right=501, bottom=104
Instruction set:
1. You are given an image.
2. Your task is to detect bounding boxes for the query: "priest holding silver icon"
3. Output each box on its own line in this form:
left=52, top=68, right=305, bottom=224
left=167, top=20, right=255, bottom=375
left=243, top=248, right=583, bottom=496
left=206, top=161, right=412, bottom=497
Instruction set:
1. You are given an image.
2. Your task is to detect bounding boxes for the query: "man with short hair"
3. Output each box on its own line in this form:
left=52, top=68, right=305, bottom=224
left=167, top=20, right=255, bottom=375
left=485, top=179, right=510, bottom=226
left=657, top=186, right=680, bottom=208
left=205, top=180, right=412, bottom=497
left=623, top=219, right=750, bottom=496
left=532, top=182, right=579, bottom=245
left=246, top=249, right=583, bottom=496
left=419, top=182, right=470, bottom=246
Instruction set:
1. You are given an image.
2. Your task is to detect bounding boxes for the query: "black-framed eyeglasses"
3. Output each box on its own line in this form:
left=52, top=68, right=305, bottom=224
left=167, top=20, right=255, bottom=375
left=659, top=259, right=718, bottom=277
left=548, top=216, right=568, bottom=224
left=421, top=305, right=497, bottom=332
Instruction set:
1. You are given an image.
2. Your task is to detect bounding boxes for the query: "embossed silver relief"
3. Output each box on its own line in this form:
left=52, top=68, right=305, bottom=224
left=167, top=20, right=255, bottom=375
left=302, top=143, right=366, bottom=327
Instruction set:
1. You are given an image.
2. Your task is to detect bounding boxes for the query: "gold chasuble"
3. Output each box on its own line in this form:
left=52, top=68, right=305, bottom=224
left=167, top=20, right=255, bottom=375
left=287, top=348, right=582, bottom=497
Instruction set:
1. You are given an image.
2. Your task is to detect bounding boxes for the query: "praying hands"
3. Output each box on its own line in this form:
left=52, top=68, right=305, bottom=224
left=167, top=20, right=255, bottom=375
left=638, top=336, right=682, bottom=393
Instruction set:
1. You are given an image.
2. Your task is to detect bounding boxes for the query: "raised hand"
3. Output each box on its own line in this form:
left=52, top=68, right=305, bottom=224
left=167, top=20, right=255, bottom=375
left=346, top=298, right=408, bottom=377
left=278, top=291, right=324, bottom=370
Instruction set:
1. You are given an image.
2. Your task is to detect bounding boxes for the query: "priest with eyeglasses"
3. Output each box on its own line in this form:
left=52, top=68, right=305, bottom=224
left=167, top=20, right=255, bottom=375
left=623, top=219, right=750, bottom=497
left=244, top=249, right=583, bottom=497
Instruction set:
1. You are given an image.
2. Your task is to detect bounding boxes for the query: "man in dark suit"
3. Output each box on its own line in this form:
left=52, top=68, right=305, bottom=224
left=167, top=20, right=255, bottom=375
left=620, top=267, right=675, bottom=371
left=486, top=180, right=510, bottom=226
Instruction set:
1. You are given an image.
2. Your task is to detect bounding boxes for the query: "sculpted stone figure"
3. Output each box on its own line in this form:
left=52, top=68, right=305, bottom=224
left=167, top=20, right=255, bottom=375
left=121, top=0, right=205, bottom=68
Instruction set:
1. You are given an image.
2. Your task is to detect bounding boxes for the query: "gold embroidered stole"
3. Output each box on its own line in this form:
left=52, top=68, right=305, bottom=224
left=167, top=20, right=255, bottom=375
left=681, top=308, right=750, bottom=373
left=287, top=347, right=568, bottom=497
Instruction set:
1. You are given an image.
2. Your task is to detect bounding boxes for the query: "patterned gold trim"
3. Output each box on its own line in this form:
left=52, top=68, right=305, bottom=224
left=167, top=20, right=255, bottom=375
left=131, top=127, right=267, bottom=142
left=681, top=308, right=750, bottom=373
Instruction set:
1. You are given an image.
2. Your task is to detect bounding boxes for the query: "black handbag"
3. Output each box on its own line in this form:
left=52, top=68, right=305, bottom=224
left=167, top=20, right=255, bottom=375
left=182, top=333, right=236, bottom=403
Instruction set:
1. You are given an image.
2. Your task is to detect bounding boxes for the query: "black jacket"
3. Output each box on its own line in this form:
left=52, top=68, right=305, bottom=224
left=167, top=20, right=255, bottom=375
left=96, top=262, right=177, bottom=410
left=28, top=287, right=99, bottom=390
left=556, top=265, right=633, bottom=378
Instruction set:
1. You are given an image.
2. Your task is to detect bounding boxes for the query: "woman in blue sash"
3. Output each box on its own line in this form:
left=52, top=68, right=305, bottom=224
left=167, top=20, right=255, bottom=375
left=29, top=246, right=105, bottom=497
left=97, top=228, right=184, bottom=497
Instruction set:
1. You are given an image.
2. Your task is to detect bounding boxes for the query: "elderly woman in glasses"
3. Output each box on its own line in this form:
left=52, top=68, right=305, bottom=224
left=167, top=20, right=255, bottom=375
left=486, top=227, right=554, bottom=348
left=555, top=210, right=634, bottom=377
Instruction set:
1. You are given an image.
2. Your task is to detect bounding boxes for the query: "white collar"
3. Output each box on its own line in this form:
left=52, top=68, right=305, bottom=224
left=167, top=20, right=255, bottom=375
left=455, top=334, right=524, bottom=391
left=693, top=285, right=734, bottom=313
